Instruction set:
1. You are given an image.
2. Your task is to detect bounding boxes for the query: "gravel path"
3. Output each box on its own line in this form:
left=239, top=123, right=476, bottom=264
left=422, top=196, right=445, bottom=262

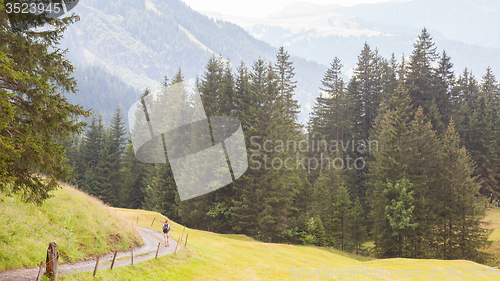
left=0, top=227, right=178, bottom=281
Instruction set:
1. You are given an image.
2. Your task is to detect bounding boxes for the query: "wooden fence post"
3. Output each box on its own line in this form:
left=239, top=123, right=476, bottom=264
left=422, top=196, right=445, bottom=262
left=174, top=236, right=181, bottom=254
left=131, top=243, right=134, bottom=266
left=35, top=261, right=44, bottom=281
left=151, top=217, right=156, bottom=227
left=136, top=216, right=139, bottom=225
left=184, top=234, right=189, bottom=247
left=110, top=250, right=118, bottom=270
left=46, top=242, right=59, bottom=281
left=180, top=226, right=186, bottom=242
left=93, top=256, right=100, bottom=277
left=155, top=242, right=161, bottom=258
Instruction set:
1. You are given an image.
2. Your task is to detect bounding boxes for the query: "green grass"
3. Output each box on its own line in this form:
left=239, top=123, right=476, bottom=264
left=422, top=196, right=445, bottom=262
left=485, top=208, right=500, bottom=267
left=0, top=184, right=142, bottom=271
left=61, top=208, right=500, bottom=281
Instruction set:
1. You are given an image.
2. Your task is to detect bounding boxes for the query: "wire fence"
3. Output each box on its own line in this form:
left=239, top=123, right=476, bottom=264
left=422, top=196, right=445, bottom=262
left=1, top=215, right=189, bottom=280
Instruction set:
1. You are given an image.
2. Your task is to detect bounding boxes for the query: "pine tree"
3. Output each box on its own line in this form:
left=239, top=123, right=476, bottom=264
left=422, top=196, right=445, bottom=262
left=331, top=185, right=352, bottom=251
left=453, top=68, right=500, bottom=200
left=318, top=57, right=352, bottom=143
left=455, top=68, right=480, bottom=110
left=381, top=53, right=399, bottom=102
left=437, top=119, right=492, bottom=262
left=398, top=54, right=408, bottom=86
left=255, top=63, right=295, bottom=242
left=467, top=94, right=499, bottom=199
left=143, top=163, right=180, bottom=221
left=221, top=61, right=235, bottom=116
left=141, top=70, right=183, bottom=222
left=434, top=50, right=455, bottom=124
left=308, top=57, right=355, bottom=183
left=370, top=86, right=441, bottom=258
left=370, top=87, right=414, bottom=254
left=234, top=61, right=252, bottom=127
left=172, top=67, right=184, bottom=84
left=350, top=197, right=367, bottom=254
left=78, top=114, right=105, bottom=194
left=120, top=140, right=148, bottom=209
left=404, top=107, right=441, bottom=258
left=384, top=179, right=418, bottom=257
left=452, top=68, right=480, bottom=151
left=406, top=28, right=438, bottom=113
left=275, top=46, right=300, bottom=122
left=199, top=56, right=223, bottom=117
left=231, top=59, right=269, bottom=238
left=107, top=106, right=127, bottom=205
left=231, top=57, right=301, bottom=242
left=300, top=216, right=326, bottom=246
left=481, top=67, right=499, bottom=103
left=350, top=42, right=381, bottom=140
left=94, top=129, right=114, bottom=202
left=0, top=2, right=88, bottom=202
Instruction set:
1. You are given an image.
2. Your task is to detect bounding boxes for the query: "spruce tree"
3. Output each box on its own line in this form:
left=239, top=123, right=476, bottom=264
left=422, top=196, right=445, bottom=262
left=275, top=46, right=300, bottom=122
left=467, top=94, right=499, bottom=199
left=481, top=67, right=499, bottom=103
left=370, top=87, right=441, bottom=258
left=437, top=119, right=492, bottom=262
left=350, top=42, right=380, bottom=140
left=381, top=53, right=399, bottom=102
left=318, top=57, right=352, bottom=143
left=350, top=197, right=367, bottom=254
left=0, top=1, right=88, bottom=202
left=94, top=129, right=114, bottom=202
left=78, top=114, right=105, bottom=194
left=234, top=61, right=252, bottom=127
left=308, top=57, right=355, bottom=183
left=143, top=162, right=180, bottom=222
left=434, top=50, right=455, bottom=124
left=107, top=106, right=127, bottom=205
left=142, top=70, right=183, bottom=222
left=384, top=179, right=418, bottom=257
left=199, top=55, right=223, bottom=117
left=120, top=140, right=148, bottom=209
left=231, top=57, right=301, bottom=242
left=370, top=87, right=415, bottom=255
left=406, top=28, right=438, bottom=113
left=331, top=185, right=352, bottom=251
left=231, top=59, right=269, bottom=238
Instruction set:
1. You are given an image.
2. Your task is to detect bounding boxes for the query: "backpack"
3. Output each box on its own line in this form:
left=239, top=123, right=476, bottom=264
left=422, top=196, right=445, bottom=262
left=163, top=223, right=170, bottom=232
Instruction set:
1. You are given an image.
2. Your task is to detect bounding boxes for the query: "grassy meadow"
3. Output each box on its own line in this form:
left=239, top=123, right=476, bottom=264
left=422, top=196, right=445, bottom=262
left=0, top=184, right=142, bottom=271
left=486, top=208, right=500, bottom=267
left=1, top=184, right=498, bottom=280
left=61, top=207, right=500, bottom=281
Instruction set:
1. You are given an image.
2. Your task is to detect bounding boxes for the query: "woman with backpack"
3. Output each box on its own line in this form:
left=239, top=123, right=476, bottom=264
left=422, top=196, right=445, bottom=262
left=162, top=219, right=171, bottom=247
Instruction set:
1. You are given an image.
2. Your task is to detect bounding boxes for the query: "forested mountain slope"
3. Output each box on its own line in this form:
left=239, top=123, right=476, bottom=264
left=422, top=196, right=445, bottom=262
left=69, top=65, right=139, bottom=127
left=61, top=0, right=327, bottom=122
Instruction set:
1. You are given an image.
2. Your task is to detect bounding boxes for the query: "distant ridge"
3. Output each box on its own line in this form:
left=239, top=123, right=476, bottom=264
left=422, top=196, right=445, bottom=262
left=264, top=1, right=343, bottom=19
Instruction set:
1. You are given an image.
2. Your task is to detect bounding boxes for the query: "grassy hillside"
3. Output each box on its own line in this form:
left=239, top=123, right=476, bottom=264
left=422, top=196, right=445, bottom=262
left=62, top=208, right=500, bottom=281
left=486, top=208, right=500, bottom=266
left=0, top=184, right=142, bottom=271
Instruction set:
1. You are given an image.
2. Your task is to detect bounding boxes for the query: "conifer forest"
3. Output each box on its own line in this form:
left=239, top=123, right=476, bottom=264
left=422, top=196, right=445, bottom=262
left=63, top=29, right=500, bottom=263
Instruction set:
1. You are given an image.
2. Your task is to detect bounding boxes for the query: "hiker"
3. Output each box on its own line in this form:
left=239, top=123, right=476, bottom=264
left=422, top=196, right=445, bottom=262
left=162, top=219, right=171, bottom=247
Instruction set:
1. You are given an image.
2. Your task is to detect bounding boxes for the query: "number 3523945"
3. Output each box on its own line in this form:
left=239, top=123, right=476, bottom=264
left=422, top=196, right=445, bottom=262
left=5, top=2, right=63, bottom=14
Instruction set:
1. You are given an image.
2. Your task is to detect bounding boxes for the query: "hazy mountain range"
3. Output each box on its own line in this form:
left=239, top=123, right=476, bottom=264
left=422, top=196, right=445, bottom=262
left=60, top=0, right=500, bottom=125
left=203, top=0, right=500, bottom=78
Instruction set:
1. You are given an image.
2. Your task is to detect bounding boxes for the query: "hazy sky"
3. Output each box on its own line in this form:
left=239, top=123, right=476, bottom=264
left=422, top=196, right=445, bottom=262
left=180, top=0, right=392, bottom=18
